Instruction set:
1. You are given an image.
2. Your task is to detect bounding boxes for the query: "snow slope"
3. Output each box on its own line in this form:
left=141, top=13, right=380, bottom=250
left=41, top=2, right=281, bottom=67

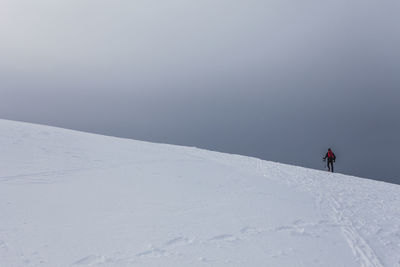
left=0, top=119, right=399, bottom=267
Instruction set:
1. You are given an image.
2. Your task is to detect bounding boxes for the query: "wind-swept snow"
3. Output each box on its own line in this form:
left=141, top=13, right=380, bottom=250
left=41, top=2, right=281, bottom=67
left=0, top=119, right=399, bottom=267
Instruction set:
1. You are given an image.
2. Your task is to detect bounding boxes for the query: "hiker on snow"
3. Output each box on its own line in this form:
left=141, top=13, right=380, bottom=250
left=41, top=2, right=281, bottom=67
left=323, top=148, right=336, bottom=172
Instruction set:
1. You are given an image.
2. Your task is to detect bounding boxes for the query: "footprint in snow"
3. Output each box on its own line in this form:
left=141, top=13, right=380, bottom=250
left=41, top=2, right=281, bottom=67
left=240, top=226, right=260, bottom=234
left=136, top=248, right=166, bottom=258
left=164, top=237, right=192, bottom=247
left=209, top=234, right=238, bottom=242
left=72, top=255, right=112, bottom=266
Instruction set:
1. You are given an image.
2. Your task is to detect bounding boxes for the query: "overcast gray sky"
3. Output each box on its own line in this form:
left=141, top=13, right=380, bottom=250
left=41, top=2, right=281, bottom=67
left=1, top=0, right=400, bottom=183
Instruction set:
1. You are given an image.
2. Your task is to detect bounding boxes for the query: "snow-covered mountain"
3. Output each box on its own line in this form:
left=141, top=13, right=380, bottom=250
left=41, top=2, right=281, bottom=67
left=0, top=119, right=399, bottom=267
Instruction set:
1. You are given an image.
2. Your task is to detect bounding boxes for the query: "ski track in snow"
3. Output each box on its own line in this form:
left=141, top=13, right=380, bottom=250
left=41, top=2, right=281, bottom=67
left=328, top=196, right=383, bottom=267
left=252, top=159, right=394, bottom=267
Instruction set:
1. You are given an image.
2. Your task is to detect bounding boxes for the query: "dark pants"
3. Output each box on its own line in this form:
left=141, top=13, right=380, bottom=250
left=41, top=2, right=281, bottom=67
left=327, top=160, right=334, bottom=172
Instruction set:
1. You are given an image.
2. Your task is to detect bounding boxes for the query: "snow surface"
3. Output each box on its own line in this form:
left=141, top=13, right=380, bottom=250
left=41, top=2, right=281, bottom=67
left=0, top=119, right=399, bottom=267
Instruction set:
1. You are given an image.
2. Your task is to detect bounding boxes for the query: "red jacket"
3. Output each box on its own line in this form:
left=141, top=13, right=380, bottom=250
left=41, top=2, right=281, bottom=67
left=324, top=150, right=336, bottom=161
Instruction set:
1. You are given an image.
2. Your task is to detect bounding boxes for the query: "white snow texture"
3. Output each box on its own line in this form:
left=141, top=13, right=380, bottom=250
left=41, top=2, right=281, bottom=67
left=0, top=119, right=399, bottom=267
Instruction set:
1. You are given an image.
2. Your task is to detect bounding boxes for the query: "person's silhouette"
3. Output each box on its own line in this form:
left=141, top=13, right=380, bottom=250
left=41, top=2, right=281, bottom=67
left=323, top=148, right=336, bottom=172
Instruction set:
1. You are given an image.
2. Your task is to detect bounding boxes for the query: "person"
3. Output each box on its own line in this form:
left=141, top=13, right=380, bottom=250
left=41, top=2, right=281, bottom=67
left=323, top=148, right=336, bottom=172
